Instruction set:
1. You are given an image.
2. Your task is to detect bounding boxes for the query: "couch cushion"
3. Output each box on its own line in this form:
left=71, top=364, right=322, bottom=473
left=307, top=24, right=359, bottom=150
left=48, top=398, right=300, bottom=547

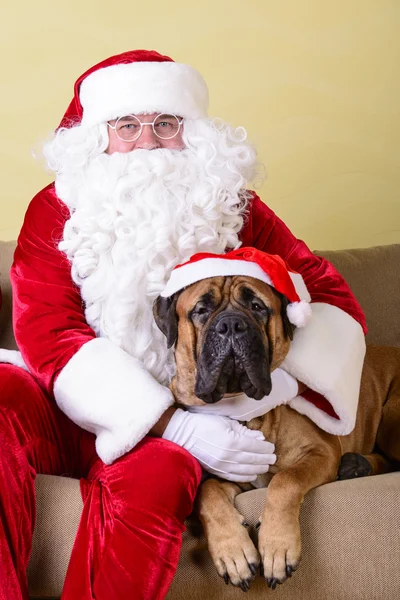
left=0, top=240, right=17, bottom=349
left=316, top=244, right=400, bottom=348
left=28, top=472, right=400, bottom=600
left=167, top=473, right=400, bottom=600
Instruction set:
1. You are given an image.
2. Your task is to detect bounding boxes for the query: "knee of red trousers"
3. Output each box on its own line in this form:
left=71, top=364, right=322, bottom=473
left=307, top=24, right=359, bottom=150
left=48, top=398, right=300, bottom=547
left=0, top=364, right=82, bottom=476
left=86, top=436, right=203, bottom=523
left=0, top=364, right=58, bottom=434
left=64, top=438, right=203, bottom=600
left=0, top=364, right=45, bottom=460
left=0, top=364, right=41, bottom=411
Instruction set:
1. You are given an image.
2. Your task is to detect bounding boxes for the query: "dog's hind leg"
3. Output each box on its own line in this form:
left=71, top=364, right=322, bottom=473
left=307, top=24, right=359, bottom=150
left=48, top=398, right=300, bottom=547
left=196, top=478, right=259, bottom=591
left=338, top=451, right=396, bottom=479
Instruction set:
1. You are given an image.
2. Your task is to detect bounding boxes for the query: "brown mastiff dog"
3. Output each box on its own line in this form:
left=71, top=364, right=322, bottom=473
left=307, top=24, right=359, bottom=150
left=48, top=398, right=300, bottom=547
left=154, top=275, right=400, bottom=591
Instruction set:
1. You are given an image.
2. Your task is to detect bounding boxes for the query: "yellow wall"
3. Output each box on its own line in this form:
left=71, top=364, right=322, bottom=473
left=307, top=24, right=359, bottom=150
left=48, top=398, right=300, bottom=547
left=1, top=0, right=399, bottom=249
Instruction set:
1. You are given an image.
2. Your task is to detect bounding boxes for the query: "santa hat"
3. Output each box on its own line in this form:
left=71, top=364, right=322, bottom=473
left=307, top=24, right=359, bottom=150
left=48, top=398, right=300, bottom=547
left=58, top=49, right=209, bottom=129
left=162, top=247, right=312, bottom=328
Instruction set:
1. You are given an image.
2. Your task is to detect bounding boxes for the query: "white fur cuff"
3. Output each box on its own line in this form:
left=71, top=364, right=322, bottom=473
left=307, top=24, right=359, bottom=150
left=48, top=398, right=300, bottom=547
left=0, top=349, right=29, bottom=371
left=53, top=338, right=174, bottom=464
left=282, top=303, right=366, bottom=436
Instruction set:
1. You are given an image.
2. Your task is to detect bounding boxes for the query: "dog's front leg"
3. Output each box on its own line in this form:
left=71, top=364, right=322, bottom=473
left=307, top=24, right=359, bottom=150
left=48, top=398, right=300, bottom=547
left=258, top=446, right=339, bottom=589
left=196, top=478, right=259, bottom=591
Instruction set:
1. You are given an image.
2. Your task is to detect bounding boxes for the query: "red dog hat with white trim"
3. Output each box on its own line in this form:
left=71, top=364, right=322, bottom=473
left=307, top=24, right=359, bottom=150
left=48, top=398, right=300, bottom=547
left=162, top=247, right=312, bottom=328
left=58, top=49, right=209, bottom=130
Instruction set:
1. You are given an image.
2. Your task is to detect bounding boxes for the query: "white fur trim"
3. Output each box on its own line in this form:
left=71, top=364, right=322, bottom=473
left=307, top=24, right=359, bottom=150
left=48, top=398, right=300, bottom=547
left=162, top=258, right=273, bottom=296
left=162, top=257, right=311, bottom=301
left=80, top=62, right=209, bottom=126
left=282, top=303, right=366, bottom=436
left=0, top=349, right=29, bottom=371
left=53, top=338, right=174, bottom=464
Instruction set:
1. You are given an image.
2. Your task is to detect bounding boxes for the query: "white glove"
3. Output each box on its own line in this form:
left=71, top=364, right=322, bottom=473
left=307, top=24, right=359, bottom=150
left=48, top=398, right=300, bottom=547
left=162, top=408, right=276, bottom=483
left=187, top=368, right=299, bottom=421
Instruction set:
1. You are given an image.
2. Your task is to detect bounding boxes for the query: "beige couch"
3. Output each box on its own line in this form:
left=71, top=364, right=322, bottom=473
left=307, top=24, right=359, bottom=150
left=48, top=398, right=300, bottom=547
left=0, top=241, right=399, bottom=600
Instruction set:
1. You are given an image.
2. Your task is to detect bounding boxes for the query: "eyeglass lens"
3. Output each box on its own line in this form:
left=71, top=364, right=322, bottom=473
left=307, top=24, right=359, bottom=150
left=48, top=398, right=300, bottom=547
left=114, top=114, right=181, bottom=141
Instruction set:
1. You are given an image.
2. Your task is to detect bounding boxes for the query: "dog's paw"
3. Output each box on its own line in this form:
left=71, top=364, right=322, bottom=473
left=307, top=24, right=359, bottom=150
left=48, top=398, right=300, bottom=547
left=208, top=521, right=260, bottom=590
left=257, top=518, right=301, bottom=586
left=338, top=452, right=372, bottom=480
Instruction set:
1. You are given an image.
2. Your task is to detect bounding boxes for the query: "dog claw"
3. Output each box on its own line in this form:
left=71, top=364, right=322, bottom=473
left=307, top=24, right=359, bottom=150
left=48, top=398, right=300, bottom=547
left=266, top=577, right=280, bottom=590
left=239, top=580, right=250, bottom=592
left=255, top=520, right=261, bottom=529
left=223, top=574, right=229, bottom=585
left=242, top=521, right=249, bottom=528
left=249, top=563, right=258, bottom=576
left=286, top=565, right=294, bottom=578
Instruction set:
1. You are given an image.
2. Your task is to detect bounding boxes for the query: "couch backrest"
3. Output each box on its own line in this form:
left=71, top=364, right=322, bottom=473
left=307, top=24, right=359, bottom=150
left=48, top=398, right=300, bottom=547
left=315, top=244, right=400, bottom=348
left=0, top=241, right=399, bottom=350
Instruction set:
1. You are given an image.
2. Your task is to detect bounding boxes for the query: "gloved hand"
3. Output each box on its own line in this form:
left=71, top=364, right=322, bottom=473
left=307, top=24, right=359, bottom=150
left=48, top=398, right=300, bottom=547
left=187, top=368, right=299, bottom=421
left=162, top=408, right=276, bottom=483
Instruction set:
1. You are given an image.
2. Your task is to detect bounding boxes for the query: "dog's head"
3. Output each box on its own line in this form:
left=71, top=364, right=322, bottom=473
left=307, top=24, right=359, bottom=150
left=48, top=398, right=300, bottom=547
left=154, top=275, right=294, bottom=407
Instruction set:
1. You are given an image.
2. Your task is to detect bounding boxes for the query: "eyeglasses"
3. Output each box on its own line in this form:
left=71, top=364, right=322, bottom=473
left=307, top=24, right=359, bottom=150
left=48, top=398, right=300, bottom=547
left=107, top=113, right=183, bottom=142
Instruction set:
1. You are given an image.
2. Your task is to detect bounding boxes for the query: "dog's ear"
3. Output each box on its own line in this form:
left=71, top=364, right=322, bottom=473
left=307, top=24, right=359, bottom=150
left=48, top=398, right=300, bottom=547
left=153, top=293, right=180, bottom=349
left=276, top=291, right=295, bottom=341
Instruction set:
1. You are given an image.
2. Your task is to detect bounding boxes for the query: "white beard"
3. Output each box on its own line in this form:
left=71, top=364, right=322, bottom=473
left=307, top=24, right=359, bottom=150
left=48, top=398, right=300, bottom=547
left=57, top=148, right=248, bottom=385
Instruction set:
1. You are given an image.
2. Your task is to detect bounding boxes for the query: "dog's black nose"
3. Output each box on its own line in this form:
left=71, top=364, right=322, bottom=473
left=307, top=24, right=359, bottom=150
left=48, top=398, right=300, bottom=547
left=215, top=314, right=248, bottom=337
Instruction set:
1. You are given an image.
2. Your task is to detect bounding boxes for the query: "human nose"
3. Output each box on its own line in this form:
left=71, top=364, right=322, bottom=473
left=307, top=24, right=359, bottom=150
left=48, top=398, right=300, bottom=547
left=134, top=123, right=161, bottom=150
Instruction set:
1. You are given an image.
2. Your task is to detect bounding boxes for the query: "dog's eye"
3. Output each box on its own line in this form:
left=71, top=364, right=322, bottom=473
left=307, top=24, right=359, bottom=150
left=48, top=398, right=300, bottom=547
left=251, top=300, right=264, bottom=312
left=190, top=303, right=212, bottom=321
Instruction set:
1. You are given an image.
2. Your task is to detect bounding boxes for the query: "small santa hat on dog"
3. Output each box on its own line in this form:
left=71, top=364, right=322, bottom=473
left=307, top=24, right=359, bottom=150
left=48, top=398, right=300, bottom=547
left=162, top=247, right=312, bottom=328
left=59, top=49, right=209, bottom=130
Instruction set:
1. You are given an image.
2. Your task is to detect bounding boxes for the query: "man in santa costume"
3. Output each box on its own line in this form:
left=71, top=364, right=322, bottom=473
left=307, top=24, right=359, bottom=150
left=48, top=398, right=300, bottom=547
left=0, top=50, right=366, bottom=600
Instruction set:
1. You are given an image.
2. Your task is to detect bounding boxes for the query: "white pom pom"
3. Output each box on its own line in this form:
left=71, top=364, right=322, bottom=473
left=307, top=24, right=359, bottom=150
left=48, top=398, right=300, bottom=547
left=286, top=301, right=312, bottom=328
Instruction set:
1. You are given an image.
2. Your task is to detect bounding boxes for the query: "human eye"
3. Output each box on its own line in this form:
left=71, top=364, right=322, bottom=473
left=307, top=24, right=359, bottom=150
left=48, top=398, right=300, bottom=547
left=155, top=120, right=172, bottom=131
left=154, top=114, right=178, bottom=134
left=117, top=117, right=140, bottom=132
left=119, top=122, right=139, bottom=131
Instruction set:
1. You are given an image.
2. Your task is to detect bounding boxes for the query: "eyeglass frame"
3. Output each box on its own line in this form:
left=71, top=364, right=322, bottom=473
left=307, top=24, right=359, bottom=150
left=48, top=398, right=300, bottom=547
left=107, top=113, right=184, bottom=142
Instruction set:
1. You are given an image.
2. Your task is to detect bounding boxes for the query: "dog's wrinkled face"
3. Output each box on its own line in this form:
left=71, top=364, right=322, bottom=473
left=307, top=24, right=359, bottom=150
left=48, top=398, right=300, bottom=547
left=153, top=276, right=294, bottom=407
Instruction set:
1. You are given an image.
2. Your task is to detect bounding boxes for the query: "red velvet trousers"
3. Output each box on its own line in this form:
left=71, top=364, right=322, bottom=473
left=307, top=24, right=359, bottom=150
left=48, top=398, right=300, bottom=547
left=0, top=365, right=202, bottom=600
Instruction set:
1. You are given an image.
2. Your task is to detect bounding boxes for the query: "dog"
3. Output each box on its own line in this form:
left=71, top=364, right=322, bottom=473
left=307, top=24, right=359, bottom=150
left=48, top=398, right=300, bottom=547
left=154, top=274, right=400, bottom=591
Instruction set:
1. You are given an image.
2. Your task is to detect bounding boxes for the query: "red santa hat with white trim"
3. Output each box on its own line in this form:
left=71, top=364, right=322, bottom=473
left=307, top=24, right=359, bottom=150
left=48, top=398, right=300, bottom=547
left=58, top=49, right=209, bottom=130
left=162, top=247, right=312, bottom=328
